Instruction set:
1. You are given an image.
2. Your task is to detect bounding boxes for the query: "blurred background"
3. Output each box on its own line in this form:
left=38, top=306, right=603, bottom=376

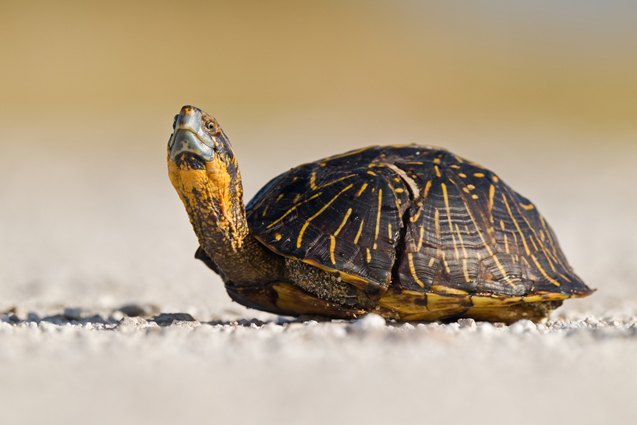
left=2, top=2, right=637, bottom=425
left=1, top=0, right=636, bottom=313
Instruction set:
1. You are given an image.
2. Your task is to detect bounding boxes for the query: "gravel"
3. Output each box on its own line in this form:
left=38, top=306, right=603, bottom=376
left=1, top=306, right=636, bottom=425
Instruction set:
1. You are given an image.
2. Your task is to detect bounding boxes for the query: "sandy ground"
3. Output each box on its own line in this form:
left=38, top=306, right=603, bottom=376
left=1, top=309, right=636, bottom=425
left=1, top=131, right=636, bottom=425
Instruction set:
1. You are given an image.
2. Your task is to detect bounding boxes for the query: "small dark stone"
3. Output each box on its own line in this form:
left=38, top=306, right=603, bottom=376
left=118, top=304, right=147, bottom=317
left=153, top=313, right=196, bottom=326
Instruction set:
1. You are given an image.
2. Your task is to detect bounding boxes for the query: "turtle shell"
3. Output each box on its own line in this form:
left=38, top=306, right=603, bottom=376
left=246, top=145, right=592, bottom=299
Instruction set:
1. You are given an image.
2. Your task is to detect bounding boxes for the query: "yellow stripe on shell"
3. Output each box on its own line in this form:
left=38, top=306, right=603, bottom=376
left=296, top=184, right=354, bottom=248
left=329, top=235, right=336, bottom=265
left=267, top=192, right=323, bottom=229
left=355, top=183, right=368, bottom=197
left=407, top=253, right=426, bottom=288
left=374, top=189, right=382, bottom=244
left=334, top=208, right=353, bottom=236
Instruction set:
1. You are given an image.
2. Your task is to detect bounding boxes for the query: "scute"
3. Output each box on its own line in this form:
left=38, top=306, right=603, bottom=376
left=247, top=145, right=592, bottom=300
left=247, top=146, right=412, bottom=293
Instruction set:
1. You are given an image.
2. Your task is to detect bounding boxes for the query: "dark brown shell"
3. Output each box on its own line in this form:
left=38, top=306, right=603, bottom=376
left=246, top=145, right=592, bottom=299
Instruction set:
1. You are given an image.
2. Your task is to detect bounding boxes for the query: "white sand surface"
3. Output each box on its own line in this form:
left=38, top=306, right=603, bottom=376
left=1, top=309, right=636, bottom=425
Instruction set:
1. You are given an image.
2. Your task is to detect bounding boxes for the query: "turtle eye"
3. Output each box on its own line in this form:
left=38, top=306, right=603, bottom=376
left=207, top=122, right=215, bottom=132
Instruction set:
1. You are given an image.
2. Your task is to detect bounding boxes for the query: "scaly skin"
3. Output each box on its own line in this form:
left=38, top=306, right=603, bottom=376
left=167, top=106, right=283, bottom=287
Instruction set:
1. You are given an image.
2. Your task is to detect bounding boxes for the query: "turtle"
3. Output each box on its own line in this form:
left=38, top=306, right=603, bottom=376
left=167, top=105, right=593, bottom=323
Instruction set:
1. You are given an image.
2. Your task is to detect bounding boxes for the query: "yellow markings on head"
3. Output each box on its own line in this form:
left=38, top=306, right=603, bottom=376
left=204, top=157, right=235, bottom=223
left=462, top=187, right=471, bottom=194
left=433, top=158, right=441, bottom=164
left=499, top=220, right=506, bottom=230
left=539, top=229, right=546, bottom=242
left=404, top=161, right=423, bottom=165
left=492, top=175, right=500, bottom=183
left=471, top=194, right=479, bottom=200
left=467, top=184, right=476, bottom=190
left=334, top=208, right=353, bottom=237
left=329, top=235, right=337, bottom=265
left=275, top=193, right=284, bottom=203
left=262, top=205, right=270, bottom=217
left=458, top=173, right=467, bottom=178
left=366, top=248, right=372, bottom=263
left=501, top=193, right=531, bottom=256
left=387, top=223, right=393, bottom=241
left=407, top=253, right=426, bottom=288
left=395, top=187, right=405, bottom=193
left=367, top=170, right=377, bottom=176
left=293, top=193, right=301, bottom=203
left=520, top=203, right=535, bottom=211
left=356, top=183, right=368, bottom=198
left=267, top=192, right=323, bottom=229
left=374, top=189, right=383, bottom=244
left=309, top=171, right=317, bottom=190
left=529, top=235, right=539, bottom=252
left=473, top=172, right=485, bottom=178
left=168, top=156, right=245, bottom=241
left=417, top=225, right=425, bottom=252
left=434, top=165, right=442, bottom=178
left=530, top=254, right=561, bottom=287
left=274, top=233, right=282, bottom=241
left=393, top=177, right=401, bottom=183
left=168, top=163, right=214, bottom=217
left=450, top=164, right=461, bottom=169
left=504, top=234, right=510, bottom=254
left=488, top=185, right=495, bottom=213
left=428, top=257, right=436, bottom=267
left=296, top=184, right=353, bottom=248
left=354, top=219, right=365, bottom=244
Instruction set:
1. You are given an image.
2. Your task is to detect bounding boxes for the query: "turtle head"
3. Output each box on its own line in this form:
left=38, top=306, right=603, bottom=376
left=168, top=105, right=231, bottom=165
left=167, top=105, right=247, bottom=251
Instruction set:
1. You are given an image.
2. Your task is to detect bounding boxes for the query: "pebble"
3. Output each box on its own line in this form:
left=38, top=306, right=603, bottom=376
left=351, top=313, right=386, bottom=331
left=458, top=318, right=477, bottom=329
left=117, top=304, right=148, bottom=317
left=63, top=307, right=82, bottom=321
left=509, top=319, right=537, bottom=334
left=153, top=313, right=196, bottom=326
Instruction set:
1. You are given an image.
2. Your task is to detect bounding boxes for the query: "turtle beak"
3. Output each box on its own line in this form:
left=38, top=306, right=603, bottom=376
left=168, top=105, right=215, bottom=162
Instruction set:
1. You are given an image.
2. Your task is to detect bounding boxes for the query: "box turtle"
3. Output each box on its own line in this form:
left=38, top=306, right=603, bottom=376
left=167, top=105, right=593, bottom=323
